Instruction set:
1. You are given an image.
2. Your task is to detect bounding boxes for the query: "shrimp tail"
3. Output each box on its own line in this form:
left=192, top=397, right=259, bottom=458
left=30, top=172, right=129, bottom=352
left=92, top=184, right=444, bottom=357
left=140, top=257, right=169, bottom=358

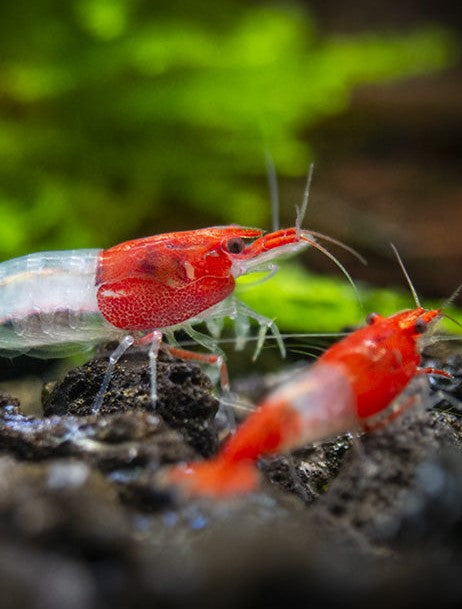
left=168, top=400, right=304, bottom=498
left=169, top=458, right=260, bottom=498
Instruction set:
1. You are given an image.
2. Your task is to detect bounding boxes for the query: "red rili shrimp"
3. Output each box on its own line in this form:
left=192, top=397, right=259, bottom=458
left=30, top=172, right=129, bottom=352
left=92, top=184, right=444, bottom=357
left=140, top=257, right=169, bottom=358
left=0, top=173, right=361, bottom=409
left=169, top=305, right=451, bottom=498
left=0, top=229, right=306, bottom=379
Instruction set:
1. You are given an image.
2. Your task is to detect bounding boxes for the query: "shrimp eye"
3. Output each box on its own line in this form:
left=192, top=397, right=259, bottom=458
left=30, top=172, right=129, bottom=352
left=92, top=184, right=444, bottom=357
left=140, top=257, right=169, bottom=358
left=225, top=237, right=245, bottom=254
left=366, top=312, right=379, bottom=325
left=415, top=318, right=427, bottom=334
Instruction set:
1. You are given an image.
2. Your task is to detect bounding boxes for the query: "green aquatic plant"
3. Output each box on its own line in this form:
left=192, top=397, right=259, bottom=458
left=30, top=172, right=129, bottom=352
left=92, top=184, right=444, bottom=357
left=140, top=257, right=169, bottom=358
left=236, top=263, right=462, bottom=334
left=0, top=1, right=457, bottom=260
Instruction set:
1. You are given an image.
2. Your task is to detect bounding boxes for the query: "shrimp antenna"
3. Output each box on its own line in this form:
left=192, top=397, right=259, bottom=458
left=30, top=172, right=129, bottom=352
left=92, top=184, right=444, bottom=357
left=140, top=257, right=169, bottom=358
left=264, top=148, right=280, bottom=232
left=442, top=312, right=462, bottom=331
left=390, top=243, right=421, bottom=308
left=295, top=163, right=314, bottom=238
left=437, top=284, right=462, bottom=334
left=305, top=230, right=367, bottom=266
left=178, top=332, right=348, bottom=348
left=301, top=232, right=361, bottom=305
left=442, top=283, right=462, bottom=311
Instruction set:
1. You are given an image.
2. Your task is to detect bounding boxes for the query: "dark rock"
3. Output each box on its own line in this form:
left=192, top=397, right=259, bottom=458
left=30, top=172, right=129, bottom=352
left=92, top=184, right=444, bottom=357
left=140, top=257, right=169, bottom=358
left=425, top=351, right=462, bottom=410
left=1, top=349, right=462, bottom=608
left=0, top=400, right=194, bottom=462
left=0, top=390, right=20, bottom=409
left=0, top=457, right=135, bottom=609
left=261, top=435, right=352, bottom=503
left=0, top=395, right=197, bottom=511
left=43, top=348, right=219, bottom=457
left=317, top=405, right=462, bottom=545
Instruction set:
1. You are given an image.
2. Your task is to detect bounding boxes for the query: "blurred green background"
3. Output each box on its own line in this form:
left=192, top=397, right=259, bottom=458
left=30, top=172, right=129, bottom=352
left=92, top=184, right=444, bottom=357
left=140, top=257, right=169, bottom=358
left=0, top=0, right=460, bottom=336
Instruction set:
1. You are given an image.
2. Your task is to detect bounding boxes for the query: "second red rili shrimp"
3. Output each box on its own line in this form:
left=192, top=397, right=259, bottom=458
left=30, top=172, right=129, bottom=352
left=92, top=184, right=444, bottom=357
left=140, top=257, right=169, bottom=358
left=169, top=305, right=450, bottom=498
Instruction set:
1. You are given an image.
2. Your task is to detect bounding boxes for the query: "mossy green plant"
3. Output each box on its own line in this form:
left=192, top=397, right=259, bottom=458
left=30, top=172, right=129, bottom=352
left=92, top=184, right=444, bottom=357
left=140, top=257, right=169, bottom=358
left=236, top=263, right=462, bottom=334
left=0, top=1, right=458, bottom=259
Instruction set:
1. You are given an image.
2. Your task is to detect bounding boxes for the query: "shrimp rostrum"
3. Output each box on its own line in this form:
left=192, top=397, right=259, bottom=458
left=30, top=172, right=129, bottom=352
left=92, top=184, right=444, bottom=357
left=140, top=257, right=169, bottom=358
left=0, top=214, right=357, bottom=408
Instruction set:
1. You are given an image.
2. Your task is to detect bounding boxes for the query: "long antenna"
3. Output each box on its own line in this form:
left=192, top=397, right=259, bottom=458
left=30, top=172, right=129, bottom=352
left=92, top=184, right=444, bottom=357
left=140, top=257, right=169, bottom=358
left=301, top=231, right=360, bottom=304
left=305, top=229, right=367, bottom=265
left=442, top=283, right=462, bottom=310
left=264, top=149, right=280, bottom=232
left=295, top=163, right=314, bottom=238
left=390, top=243, right=421, bottom=308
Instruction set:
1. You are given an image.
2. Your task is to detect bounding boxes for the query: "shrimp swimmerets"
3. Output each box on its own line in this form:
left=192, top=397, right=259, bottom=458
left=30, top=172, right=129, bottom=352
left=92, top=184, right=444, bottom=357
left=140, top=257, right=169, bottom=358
left=168, top=305, right=451, bottom=498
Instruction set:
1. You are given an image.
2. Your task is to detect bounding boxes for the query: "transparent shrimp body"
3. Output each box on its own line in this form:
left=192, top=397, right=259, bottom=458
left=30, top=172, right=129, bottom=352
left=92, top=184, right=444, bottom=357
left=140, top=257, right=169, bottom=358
left=0, top=249, right=124, bottom=358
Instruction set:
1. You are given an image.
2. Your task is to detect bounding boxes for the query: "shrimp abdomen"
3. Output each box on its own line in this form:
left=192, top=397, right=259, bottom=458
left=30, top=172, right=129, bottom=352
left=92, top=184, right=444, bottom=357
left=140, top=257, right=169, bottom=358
left=0, top=250, right=122, bottom=356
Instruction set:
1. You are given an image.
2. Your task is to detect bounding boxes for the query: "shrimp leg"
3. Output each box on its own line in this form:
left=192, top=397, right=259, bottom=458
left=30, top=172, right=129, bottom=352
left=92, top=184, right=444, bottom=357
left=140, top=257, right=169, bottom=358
left=191, top=296, right=285, bottom=359
left=163, top=345, right=230, bottom=392
left=148, top=330, right=163, bottom=405
left=93, top=334, right=135, bottom=413
left=129, top=329, right=163, bottom=406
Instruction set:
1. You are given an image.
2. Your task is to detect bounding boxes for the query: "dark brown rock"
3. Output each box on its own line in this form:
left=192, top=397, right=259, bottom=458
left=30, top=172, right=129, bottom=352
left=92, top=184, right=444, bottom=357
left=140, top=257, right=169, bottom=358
left=1, top=350, right=462, bottom=608
left=43, top=348, right=219, bottom=457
